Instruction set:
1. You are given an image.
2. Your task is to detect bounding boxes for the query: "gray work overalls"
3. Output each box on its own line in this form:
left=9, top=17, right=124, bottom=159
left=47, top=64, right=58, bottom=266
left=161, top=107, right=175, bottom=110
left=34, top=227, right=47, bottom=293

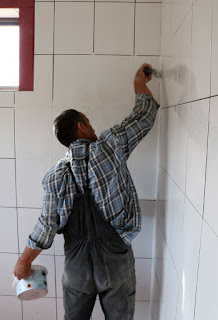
left=61, top=156, right=136, bottom=320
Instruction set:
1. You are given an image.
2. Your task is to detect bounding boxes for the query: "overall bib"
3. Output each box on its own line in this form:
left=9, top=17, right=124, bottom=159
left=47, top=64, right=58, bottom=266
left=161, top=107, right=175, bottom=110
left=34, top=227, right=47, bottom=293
left=62, top=158, right=136, bottom=320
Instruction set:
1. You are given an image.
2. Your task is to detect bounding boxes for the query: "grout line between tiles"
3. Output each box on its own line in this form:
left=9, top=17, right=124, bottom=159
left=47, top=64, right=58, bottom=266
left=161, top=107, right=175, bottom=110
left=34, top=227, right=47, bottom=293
left=161, top=94, right=218, bottom=109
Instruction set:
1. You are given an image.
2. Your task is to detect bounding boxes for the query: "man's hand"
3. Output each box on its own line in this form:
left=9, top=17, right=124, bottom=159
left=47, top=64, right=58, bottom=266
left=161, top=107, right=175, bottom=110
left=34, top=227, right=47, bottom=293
left=134, top=63, right=153, bottom=96
left=14, top=258, right=34, bottom=280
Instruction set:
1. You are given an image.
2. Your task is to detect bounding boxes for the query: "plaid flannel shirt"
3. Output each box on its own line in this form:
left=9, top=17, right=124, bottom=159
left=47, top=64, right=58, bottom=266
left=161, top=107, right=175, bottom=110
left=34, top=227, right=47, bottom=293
left=27, top=93, right=160, bottom=249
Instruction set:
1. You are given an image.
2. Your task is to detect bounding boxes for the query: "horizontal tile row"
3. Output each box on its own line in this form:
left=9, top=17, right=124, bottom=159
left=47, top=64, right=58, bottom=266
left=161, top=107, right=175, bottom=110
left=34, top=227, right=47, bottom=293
left=35, top=2, right=161, bottom=55
left=0, top=253, right=152, bottom=301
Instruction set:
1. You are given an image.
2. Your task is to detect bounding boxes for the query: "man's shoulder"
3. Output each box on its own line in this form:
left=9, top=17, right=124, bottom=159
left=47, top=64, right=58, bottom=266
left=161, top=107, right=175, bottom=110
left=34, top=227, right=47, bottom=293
left=42, top=159, right=70, bottom=194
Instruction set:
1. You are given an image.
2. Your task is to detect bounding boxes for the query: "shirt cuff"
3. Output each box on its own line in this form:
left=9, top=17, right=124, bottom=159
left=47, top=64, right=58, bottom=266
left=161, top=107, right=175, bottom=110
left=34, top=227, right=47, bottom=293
left=27, top=235, right=45, bottom=250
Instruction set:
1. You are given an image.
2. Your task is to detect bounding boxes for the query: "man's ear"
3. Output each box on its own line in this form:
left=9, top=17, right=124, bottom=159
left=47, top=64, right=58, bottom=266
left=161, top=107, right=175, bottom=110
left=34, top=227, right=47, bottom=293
left=77, top=121, right=86, bottom=133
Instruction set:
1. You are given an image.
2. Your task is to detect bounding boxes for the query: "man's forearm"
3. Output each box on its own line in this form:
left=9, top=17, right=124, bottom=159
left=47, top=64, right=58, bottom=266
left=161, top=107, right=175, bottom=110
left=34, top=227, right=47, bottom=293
left=134, top=80, right=153, bottom=97
left=14, top=246, right=42, bottom=280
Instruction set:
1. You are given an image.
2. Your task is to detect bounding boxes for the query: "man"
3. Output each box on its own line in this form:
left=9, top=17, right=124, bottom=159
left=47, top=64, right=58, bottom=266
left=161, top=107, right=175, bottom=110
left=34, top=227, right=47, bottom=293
left=14, top=63, right=159, bottom=319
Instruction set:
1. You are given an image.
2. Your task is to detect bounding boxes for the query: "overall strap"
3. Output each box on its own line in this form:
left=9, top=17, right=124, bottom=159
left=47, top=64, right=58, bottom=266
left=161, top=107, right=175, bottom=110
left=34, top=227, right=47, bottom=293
left=66, top=162, right=81, bottom=194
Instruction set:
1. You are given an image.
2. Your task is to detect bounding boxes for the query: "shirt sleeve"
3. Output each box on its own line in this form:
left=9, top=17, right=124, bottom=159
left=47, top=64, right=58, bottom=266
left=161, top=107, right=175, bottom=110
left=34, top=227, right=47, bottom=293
left=27, top=192, right=59, bottom=250
left=101, top=93, right=160, bottom=161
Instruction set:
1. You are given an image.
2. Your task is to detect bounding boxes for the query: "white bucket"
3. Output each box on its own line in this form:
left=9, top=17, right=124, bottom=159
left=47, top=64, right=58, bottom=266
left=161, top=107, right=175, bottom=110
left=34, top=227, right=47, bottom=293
left=13, top=265, right=48, bottom=300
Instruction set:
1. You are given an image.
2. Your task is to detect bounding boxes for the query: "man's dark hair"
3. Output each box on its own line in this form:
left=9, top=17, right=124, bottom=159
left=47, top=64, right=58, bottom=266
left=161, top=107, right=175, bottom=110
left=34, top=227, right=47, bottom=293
left=54, top=109, right=85, bottom=147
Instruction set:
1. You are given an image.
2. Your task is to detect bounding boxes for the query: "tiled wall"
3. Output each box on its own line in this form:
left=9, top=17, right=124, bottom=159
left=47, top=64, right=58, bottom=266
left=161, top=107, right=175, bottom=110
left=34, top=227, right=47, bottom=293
left=150, top=0, right=218, bottom=319
left=0, top=1, right=161, bottom=319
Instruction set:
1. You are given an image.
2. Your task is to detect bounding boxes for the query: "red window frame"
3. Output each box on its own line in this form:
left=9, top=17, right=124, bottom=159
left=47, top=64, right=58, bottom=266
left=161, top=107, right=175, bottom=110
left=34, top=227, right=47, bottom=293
left=0, top=0, right=34, bottom=91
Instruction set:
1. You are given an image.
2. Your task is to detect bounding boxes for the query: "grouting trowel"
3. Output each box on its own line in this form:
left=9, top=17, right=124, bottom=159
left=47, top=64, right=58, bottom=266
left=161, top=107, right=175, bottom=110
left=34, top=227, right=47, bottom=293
left=143, top=66, right=176, bottom=79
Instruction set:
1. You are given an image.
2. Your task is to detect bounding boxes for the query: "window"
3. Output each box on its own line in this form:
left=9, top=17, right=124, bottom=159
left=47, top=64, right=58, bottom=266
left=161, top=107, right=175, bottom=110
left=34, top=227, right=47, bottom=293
left=0, top=0, right=34, bottom=91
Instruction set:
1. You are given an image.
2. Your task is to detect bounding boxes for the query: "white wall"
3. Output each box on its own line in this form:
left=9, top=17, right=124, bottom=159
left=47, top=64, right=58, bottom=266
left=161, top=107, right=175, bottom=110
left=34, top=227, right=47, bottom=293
left=0, top=1, right=161, bottom=319
left=150, top=0, right=218, bottom=319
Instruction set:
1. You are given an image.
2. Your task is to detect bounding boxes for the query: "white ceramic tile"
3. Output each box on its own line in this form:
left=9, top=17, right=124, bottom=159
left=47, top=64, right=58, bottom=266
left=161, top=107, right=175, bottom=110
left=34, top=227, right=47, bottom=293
left=0, top=208, right=18, bottom=253
left=55, top=255, right=65, bottom=298
left=169, top=183, right=185, bottom=280
left=52, top=107, right=90, bottom=164
left=156, top=167, right=168, bottom=230
left=0, top=253, right=19, bottom=295
left=164, top=255, right=179, bottom=320
left=54, top=3, right=94, bottom=54
left=139, top=200, right=156, bottom=216
left=173, top=10, right=192, bottom=105
left=161, top=3, right=171, bottom=55
left=15, top=108, right=53, bottom=159
left=170, top=0, right=192, bottom=40
left=57, top=298, right=64, bottom=320
left=135, top=258, right=152, bottom=301
left=15, top=55, right=53, bottom=108
left=16, top=158, right=52, bottom=208
left=18, top=208, right=54, bottom=255
left=130, top=124, right=158, bottom=200
left=0, top=92, right=14, bottom=107
left=134, top=56, right=161, bottom=103
left=190, top=0, right=212, bottom=101
left=135, top=4, right=161, bottom=56
left=175, top=284, right=184, bottom=320
left=92, top=300, right=104, bottom=319
left=0, top=159, right=16, bottom=207
left=23, top=298, right=56, bottom=320
left=195, top=221, right=218, bottom=320
left=53, top=55, right=92, bottom=109
left=180, top=198, right=202, bottom=320
left=211, top=0, right=218, bottom=95
left=159, top=108, right=177, bottom=179
left=31, top=255, right=56, bottom=297
left=173, top=104, right=189, bottom=192
left=95, top=3, right=134, bottom=55
left=54, top=233, right=65, bottom=256
left=92, top=55, right=133, bottom=135
left=0, top=296, right=22, bottom=320
left=0, top=108, right=14, bottom=158
left=34, top=2, right=54, bottom=54
left=186, top=99, right=209, bottom=215
left=132, top=214, right=154, bottom=258
left=36, top=0, right=54, bottom=1
left=204, top=97, right=218, bottom=235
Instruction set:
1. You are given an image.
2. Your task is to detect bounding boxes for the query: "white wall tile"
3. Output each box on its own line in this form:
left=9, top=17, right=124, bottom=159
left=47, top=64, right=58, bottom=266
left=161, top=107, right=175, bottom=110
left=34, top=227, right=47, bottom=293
left=57, top=298, right=64, bottom=320
left=0, top=92, right=14, bottom=107
left=195, top=222, right=218, bottom=320
left=0, top=108, right=14, bottom=158
left=0, top=159, right=16, bottom=207
left=169, top=183, right=185, bottom=280
left=130, top=125, right=158, bottom=199
left=135, top=259, right=152, bottom=301
left=31, top=255, right=56, bottom=298
left=15, top=55, right=53, bottom=108
left=135, top=4, right=161, bottom=56
left=173, top=104, right=189, bottom=193
left=180, top=198, right=202, bottom=320
left=18, top=208, right=54, bottom=255
left=139, top=200, right=156, bottom=216
left=95, top=3, right=134, bottom=55
left=23, top=298, right=56, bottom=320
left=15, top=108, right=53, bottom=159
left=16, top=158, right=52, bottom=208
left=55, top=255, right=64, bottom=298
left=211, top=0, right=218, bottom=96
left=92, top=55, right=133, bottom=135
left=132, top=214, right=154, bottom=258
left=34, top=2, right=54, bottom=54
left=204, top=97, right=218, bottom=234
left=53, top=55, right=92, bottom=109
left=0, top=296, right=22, bottom=320
left=54, top=3, right=94, bottom=54
left=0, top=208, right=18, bottom=253
left=54, top=233, right=65, bottom=256
left=134, top=56, right=161, bottom=103
left=189, top=0, right=212, bottom=101
left=0, top=253, right=19, bottom=295
left=186, top=99, right=209, bottom=214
